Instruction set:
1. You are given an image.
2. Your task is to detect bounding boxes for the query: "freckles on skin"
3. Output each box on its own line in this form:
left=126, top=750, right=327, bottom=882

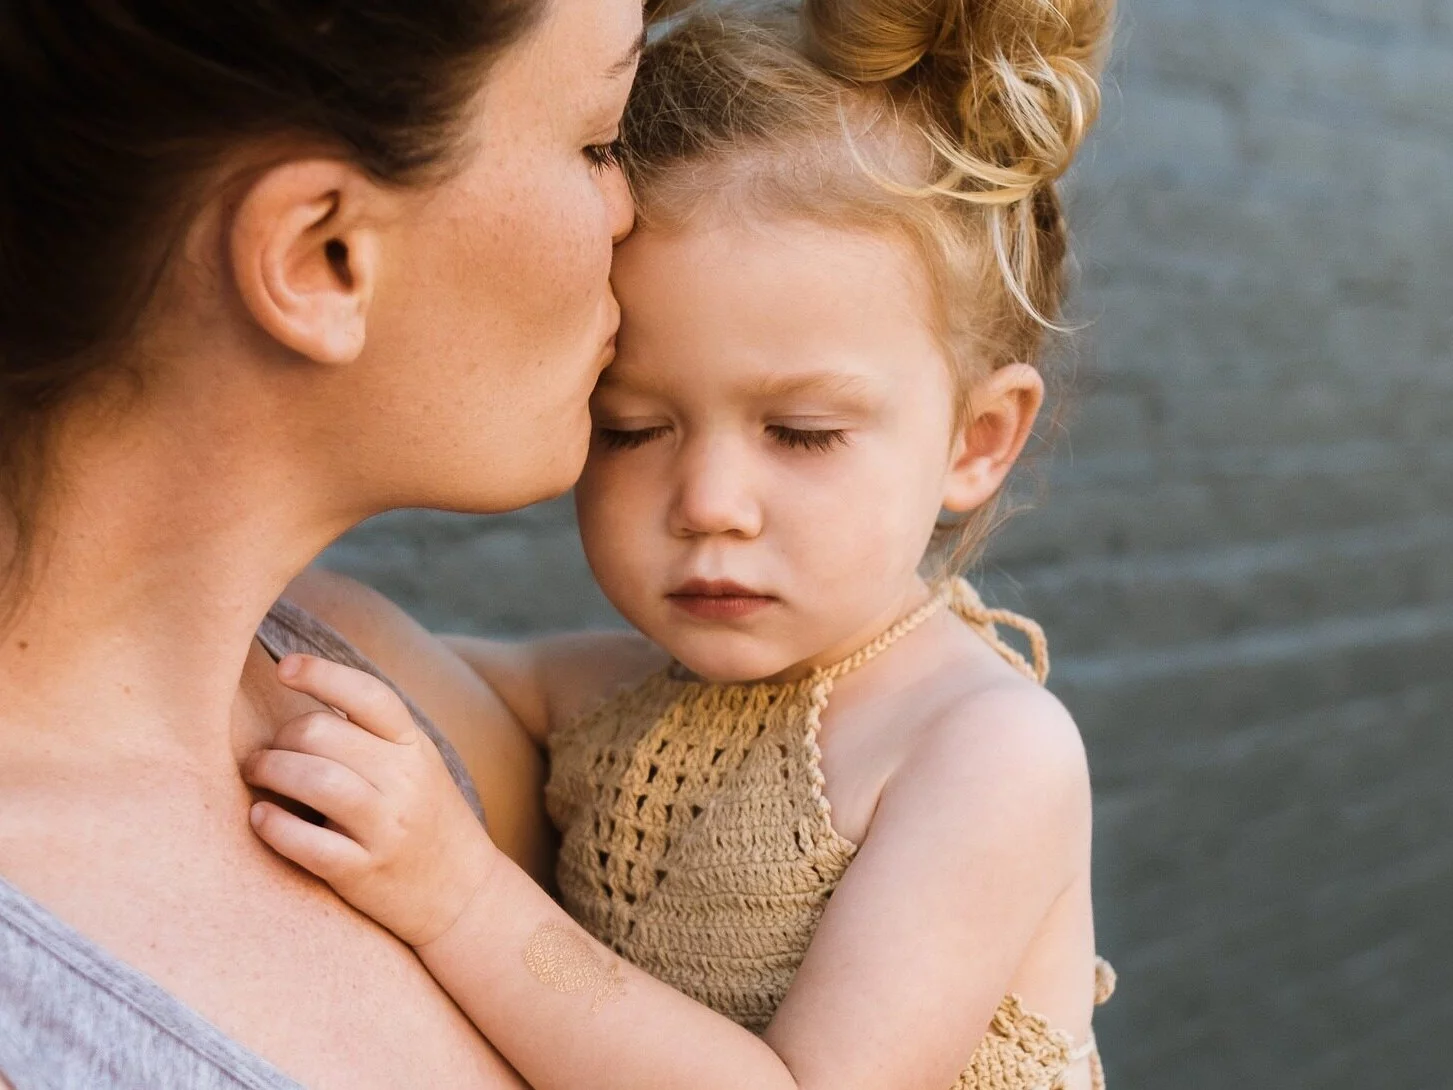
left=470, top=170, right=608, bottom=351
left=477, top=0, right=630, bottom=336
left=413, top=152, right=601, bottom=370
left=190, top=0, right=642, bottom=529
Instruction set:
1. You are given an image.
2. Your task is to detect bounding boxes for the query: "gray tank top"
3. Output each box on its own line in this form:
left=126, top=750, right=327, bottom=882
left=0, top=599, right=486, bottom=1089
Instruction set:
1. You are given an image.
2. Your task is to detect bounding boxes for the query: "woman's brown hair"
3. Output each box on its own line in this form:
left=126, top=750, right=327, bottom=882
left=624, top=0, right=1112, bottom=568
left=0, top=0, right=542, bottom=597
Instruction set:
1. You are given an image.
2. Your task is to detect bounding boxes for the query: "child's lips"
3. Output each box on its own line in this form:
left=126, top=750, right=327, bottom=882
left=667, top=580, right=777, bottom=621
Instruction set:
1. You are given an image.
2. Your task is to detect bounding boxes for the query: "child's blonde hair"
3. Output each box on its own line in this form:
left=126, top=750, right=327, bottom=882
left=623, top=0, right=1113, bottom=567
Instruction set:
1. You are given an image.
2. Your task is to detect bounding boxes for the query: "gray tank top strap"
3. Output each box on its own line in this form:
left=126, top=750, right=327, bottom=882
left=0, top=599, right=484, bottom=1089
left=256, top=597, right=485, bottom=823
left=0, top=873, right=305, bottom=1090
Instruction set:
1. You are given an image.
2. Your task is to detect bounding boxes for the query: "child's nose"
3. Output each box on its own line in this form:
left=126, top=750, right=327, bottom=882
left=669, top=441, right=762, bottom=539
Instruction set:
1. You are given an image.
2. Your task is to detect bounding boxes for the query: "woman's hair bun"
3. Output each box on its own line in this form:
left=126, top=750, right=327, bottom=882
left=802, top=0, right=1112, bottom=201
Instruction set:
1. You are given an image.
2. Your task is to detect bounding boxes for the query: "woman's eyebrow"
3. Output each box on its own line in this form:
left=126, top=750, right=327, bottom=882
left=607, top=28, right=648, bottom=77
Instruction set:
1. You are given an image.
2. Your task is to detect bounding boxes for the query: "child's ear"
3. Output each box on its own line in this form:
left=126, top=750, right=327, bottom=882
left=941, top=363, right=1045, bottom=513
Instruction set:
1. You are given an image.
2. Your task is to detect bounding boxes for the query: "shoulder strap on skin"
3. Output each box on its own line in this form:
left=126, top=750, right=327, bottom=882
left=945, top=578, right=1050, bottom=684
left=815, top=578, right=1051, bottom=686
left=816, top=585, right=951, bottom=683
left=1066, top=961, right=1117, bottom=1089
left=258, top=598, right=486, bottom=823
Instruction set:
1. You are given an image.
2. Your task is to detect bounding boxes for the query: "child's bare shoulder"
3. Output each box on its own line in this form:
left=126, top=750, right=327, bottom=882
left=443, top=628, right=667, bottom=741
left=885, top=640, right=1091, bottom=854
left=532, top=630, right=671, bottom=730
left=934, top=681, right=1084, bottom=795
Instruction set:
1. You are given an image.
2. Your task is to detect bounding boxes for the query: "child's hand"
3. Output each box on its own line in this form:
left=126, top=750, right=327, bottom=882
left=242, top=653, right=497, bottom=947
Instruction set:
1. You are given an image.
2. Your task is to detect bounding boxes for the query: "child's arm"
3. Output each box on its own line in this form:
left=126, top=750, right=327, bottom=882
left=244, top=654, right=1091, bottom=1090
left=443, top=630, right=668, bottom=744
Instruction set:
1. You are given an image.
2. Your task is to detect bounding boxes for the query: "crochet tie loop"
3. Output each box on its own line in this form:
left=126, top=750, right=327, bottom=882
left=816, top=578, right=1050, bottom=686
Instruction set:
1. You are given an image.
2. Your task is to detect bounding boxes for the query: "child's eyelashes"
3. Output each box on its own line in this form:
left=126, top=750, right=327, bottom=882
left=595, top=425, right=668, bottom=451
left=584, top=139, right=625, bottom=173
left=593, top=424, right=850, bottom=453
left=767, top=425, right=849, bottom=452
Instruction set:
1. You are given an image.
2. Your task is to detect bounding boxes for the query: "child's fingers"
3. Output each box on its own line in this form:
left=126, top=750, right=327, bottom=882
left=249, top=800, right=370, bottom=885
left=242, top=748, right=383, bottom=842
left=275, top=655, right=418, bottom=744
left=269, top=710, right=396, bottom=793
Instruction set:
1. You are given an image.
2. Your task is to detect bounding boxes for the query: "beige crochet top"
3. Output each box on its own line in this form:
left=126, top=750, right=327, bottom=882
left=546, top=579, right=1116, bottom=1090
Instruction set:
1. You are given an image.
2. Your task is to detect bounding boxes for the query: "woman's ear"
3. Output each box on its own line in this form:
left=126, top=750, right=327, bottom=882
left=941, top=363, right=1045, bottom=513
left=229, top=160, right=386, bottom=365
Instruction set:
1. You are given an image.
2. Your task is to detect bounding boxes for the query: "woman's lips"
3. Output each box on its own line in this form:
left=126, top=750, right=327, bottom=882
left=667, top=580, right=777, bottom=621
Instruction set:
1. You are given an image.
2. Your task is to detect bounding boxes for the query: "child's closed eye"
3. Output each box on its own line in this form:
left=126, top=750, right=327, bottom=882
left=767, top=425, right=849, bottom=452
left=595, top=425, right=670, bottom=451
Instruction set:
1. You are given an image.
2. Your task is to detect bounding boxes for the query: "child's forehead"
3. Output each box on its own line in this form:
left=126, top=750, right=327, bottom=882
left=617, top=212, right=924, bottom=296
left=596, top=364, right=884, bottom=404
left=606, top=216, right=947, bottom=402
left=613, top=220, right=934, bottom=351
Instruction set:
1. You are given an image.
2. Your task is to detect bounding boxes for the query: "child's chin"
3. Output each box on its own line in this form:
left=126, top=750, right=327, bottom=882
left=668, top=641, right=798, bottom=686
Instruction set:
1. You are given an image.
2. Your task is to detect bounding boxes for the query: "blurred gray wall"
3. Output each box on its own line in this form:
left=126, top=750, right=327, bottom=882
left=323, top=0, right=1453, bottom=1085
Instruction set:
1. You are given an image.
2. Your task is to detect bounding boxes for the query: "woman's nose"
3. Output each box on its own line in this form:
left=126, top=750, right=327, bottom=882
left=606, top=166, right=635, bottom=245
left=669, top=443, right=762, bottom=539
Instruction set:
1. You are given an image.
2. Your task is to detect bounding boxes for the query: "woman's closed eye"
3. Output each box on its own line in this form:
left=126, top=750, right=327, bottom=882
left=584, top=138, right=625, bottom=173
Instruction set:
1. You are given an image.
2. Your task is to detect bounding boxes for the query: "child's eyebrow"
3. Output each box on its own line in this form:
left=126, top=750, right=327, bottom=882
left=744, top=371, right=881, bottom=404
left=594, top=369, right=881, bottom=406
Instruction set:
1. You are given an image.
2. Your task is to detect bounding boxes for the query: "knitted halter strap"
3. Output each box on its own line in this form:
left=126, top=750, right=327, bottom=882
left=815, top=578, right=1050, bottom=685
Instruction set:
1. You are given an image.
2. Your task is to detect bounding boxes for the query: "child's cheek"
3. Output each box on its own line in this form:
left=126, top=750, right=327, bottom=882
left=576, top=461, right=650, bottom=587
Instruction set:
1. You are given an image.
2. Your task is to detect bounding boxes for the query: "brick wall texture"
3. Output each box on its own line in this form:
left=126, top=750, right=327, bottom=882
left=322, top=1, right=1453, bottom=1085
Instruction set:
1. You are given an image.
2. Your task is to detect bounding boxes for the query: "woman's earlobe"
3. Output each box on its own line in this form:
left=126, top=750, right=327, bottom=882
left=229, top=160, right=382, bottom=366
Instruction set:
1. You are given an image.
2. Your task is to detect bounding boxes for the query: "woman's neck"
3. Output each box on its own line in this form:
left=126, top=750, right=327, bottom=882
left=0, top=398, right=358, bottom=767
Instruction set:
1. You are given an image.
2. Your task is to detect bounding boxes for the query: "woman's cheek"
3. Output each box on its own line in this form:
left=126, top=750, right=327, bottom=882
left=518, top=175, right=608, bottom=341
left=569, top=173, right=618, bottom=293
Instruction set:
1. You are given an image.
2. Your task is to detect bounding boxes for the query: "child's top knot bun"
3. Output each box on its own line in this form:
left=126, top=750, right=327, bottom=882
left=624, top=0, right=1113, bottom=562
left=802, top=0, right=1111, bottom=204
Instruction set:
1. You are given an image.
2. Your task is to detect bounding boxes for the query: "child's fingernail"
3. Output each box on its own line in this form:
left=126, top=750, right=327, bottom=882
left=249, top=802, right=266, bottom=827
left=277, top=656, right=301, bottom=680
